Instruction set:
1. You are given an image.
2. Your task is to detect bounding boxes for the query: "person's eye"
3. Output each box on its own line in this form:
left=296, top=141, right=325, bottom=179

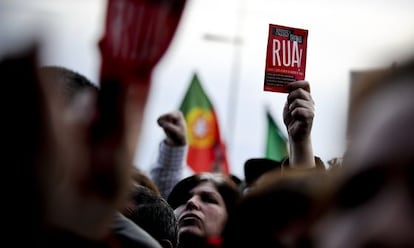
left=202, top=193, right=219, bottom=204
left=336, top=167, right=385, bottom=210
left=173, top=192, right=191, bottom=207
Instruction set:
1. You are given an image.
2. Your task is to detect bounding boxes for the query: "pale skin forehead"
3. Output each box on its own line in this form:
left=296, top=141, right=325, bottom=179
left=190, top=181, right=222, bottom=198
left=348, top=77, right=414, bottom=170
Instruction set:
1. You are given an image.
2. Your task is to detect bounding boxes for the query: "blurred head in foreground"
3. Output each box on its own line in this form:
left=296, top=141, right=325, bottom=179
left=312, top=57, right=414, bottom=248
left=222, top=167, right=332, bottom=248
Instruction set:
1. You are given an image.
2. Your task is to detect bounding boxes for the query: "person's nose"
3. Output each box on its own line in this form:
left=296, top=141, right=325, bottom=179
left=185, top=195, right=201, bottom=210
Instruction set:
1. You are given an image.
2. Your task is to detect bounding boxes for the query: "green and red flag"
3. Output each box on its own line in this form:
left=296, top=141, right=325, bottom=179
left=265, top=110, right=288, bottom=161
left=179, top=73, right=229, bottom=174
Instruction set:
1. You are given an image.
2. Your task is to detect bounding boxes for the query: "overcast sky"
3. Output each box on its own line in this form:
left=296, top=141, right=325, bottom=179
left=1, top=0, right=414, bottom=178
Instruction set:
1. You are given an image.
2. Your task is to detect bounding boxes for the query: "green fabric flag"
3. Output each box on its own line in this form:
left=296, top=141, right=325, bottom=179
left=265, top=110, right=288, bottom=161
left=179, top=73, right=229, bottom=173
left=180, top=73, right=213, bottom=114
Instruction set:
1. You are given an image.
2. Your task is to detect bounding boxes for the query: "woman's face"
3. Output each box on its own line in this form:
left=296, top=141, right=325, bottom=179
left=174, top=181, right=228, bottom=238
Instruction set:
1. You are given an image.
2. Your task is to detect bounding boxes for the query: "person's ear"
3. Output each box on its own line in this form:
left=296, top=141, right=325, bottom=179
left=159, top=239, right=173, bottom=248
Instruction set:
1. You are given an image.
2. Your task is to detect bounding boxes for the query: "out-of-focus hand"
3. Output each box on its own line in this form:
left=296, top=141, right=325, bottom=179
left=157, top=111, right=187, bottom=146
left=283, top=80, right=314, bottom=143
left=98, top=0, right=188, bottom=163
left=99, top=0, right=187, bottom=81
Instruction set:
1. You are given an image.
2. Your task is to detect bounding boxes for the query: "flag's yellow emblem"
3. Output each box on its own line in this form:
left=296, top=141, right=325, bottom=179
left=186, top=108, right=216, bottom=148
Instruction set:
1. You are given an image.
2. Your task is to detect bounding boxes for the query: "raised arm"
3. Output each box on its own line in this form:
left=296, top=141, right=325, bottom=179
left=150, top=111, right=188, bottom=198
left=283, top=80, right=316, bottom=168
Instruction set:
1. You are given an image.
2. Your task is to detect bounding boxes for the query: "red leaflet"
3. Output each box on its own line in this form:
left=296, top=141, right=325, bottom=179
left=264, top=24, right=308, bottom=93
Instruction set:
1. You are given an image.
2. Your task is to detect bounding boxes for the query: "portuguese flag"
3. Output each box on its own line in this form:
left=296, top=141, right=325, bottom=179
left=265, top=110, right=288, bottom=161
left=179, top=73, right=229, bottom=174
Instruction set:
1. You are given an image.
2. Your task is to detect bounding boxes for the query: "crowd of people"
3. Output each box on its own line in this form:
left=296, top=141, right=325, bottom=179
left=2, top=1, right=414, bottom=247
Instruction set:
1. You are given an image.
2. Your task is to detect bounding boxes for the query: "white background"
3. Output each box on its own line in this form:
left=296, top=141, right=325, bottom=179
left=1, top=0, right=414, bottom=179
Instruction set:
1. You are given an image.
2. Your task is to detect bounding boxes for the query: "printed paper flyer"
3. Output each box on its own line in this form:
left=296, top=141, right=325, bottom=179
left=264, top=24, right=308, bottom=93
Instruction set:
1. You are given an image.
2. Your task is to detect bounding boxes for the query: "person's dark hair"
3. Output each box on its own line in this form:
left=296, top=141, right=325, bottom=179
left=243, top=158, right=282, bottom=187
left=124, top=185, right=179, bottom=248
left=131, top=166, right=160, bottom=195
left=38, top=66, right=98, bottom=104
left=167, top=172, right=241, bottom=215
left=222, top=168, right=333, bottom=248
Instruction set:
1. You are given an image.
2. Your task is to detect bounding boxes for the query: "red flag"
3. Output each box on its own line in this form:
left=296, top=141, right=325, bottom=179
left=179, top=73, right=229, bottom=174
